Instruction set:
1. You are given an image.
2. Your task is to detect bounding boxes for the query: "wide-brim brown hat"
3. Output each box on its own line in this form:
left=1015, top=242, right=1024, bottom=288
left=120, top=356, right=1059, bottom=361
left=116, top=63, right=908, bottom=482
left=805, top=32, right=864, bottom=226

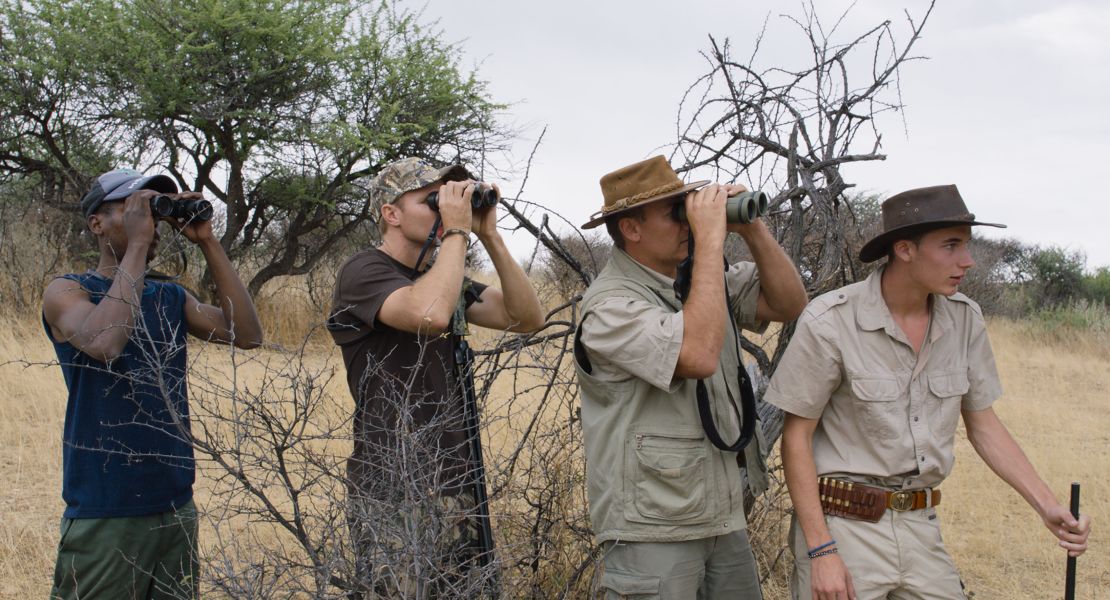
left=581, top=155, right=709, bottom=229
left=859, top=184, right=1006, bottom=263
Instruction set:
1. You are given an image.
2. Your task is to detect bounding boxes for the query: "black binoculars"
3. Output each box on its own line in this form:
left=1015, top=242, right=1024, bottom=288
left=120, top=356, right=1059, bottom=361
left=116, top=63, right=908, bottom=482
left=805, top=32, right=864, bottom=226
left=151, top=194, right=214, bottom=222
left=672, top=190, right=769, bottom=224
left=426, top=184, right=499, bottom=211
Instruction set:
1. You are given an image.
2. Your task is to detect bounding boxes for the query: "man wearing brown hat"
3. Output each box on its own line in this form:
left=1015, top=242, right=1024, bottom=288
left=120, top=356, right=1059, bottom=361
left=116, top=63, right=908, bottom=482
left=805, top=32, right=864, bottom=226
left=328, top=157, right=544, bottom=596
left=573, top=155, right=807, bottom=598
left=764, top=185, right=1091, bottom=599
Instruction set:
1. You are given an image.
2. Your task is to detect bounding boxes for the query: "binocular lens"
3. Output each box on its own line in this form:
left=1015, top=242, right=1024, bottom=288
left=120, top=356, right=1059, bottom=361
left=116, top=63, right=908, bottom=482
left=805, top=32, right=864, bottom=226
left=426, top=184, right=500, bottom=211
left=150, top=195, right=214, bottom=222
left=673, top=190, right=769, bottom=224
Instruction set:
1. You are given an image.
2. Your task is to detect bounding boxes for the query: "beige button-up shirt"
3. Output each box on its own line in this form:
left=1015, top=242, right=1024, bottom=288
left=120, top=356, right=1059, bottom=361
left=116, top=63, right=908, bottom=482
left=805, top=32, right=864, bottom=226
left=764, top=267, right=1003, bottom=489
left=580, top=253, right=765, bottom=390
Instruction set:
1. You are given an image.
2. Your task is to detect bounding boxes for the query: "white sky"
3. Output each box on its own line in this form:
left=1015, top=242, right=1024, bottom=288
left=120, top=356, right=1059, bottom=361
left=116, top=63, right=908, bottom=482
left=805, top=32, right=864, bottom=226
left=419, top=0, right=1110, bottom=269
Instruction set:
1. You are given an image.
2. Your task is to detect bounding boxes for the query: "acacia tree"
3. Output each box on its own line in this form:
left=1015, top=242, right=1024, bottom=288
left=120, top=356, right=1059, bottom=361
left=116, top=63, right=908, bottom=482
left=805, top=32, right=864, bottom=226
left=0, top=0, right=508, bottom=295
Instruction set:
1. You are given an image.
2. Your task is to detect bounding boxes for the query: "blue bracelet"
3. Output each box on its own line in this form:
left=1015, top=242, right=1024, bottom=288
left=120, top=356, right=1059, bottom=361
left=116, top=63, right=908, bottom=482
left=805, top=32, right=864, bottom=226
left=807, top=539, right=837, bottom=558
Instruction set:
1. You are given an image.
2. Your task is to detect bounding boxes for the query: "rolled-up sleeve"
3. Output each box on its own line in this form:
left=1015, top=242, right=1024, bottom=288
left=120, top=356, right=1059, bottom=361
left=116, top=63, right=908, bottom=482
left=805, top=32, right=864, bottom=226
left=579, top=296, right=684, bottom=391
left=726, top=261, right=767, bottom=334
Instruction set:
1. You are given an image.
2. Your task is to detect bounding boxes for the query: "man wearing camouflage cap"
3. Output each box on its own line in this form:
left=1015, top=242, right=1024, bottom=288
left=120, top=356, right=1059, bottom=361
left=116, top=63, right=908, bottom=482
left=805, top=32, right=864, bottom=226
left=328, top=157, right=543, bottom=596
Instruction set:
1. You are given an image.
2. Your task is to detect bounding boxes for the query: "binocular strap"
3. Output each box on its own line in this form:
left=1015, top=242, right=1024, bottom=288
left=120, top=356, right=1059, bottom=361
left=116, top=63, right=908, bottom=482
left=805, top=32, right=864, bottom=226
left=696, top=253, right=758, bottom=453
left=414, top=214, right=443, bottom=273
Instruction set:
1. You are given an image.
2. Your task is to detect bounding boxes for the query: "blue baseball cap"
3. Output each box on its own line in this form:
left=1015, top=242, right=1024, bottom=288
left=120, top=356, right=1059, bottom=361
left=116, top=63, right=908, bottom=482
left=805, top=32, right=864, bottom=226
left=79, top=168, right=179, bottom=218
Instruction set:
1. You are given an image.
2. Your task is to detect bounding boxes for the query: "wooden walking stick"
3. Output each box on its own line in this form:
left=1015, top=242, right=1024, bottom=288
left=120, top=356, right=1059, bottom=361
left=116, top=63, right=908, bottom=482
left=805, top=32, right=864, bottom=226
left=1064, top=482, right=1080, bottom=600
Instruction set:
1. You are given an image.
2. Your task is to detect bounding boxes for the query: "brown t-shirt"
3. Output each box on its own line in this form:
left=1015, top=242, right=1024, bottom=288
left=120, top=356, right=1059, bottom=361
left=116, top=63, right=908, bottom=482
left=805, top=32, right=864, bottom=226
left=328, top=248, right=487, bottom=498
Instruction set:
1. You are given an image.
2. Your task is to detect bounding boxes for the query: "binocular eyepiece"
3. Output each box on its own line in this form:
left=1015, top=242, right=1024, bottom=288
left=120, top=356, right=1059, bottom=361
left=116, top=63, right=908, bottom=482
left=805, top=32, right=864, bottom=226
left=672, top=190, right=769, bottom=224
left=150, top=195, right=214, bottom=222
left=425, top=184, right=499, bottom=212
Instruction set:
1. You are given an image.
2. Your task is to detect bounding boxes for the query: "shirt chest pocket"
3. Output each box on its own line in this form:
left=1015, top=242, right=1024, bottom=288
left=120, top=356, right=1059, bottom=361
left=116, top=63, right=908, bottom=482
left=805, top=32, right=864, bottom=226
left=927, top=369, right=970, bottom=435
left=849, top=374, right=904, bottom=441
left=625, top=431, right=710, bottom=524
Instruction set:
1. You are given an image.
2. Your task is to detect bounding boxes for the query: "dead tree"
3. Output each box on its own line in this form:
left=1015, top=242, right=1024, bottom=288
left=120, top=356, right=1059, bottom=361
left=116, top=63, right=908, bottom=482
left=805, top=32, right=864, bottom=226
left=672, top=1, right=936, bottom=447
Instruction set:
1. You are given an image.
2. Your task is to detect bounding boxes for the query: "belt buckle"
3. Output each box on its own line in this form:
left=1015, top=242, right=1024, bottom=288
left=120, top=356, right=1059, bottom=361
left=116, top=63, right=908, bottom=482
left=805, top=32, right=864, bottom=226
left=889, top=490, right=914, bottom=512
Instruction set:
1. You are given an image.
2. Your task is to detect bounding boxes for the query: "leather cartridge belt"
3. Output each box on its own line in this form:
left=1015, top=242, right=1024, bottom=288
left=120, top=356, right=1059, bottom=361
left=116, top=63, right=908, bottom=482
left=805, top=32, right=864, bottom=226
left=818, top=477, right=942, bottom=523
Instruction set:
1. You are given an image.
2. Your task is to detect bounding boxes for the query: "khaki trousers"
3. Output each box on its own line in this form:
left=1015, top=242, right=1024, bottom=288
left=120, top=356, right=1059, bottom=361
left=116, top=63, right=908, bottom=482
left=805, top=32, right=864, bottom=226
left=790, top=508, right=965, bottom=600
left=600, top=529, right=763, bottom=599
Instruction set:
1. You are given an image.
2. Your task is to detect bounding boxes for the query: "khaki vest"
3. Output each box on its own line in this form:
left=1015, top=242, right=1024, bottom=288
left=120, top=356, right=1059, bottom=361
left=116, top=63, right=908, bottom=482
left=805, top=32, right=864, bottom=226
left=574, top=250, right=769, bottom=543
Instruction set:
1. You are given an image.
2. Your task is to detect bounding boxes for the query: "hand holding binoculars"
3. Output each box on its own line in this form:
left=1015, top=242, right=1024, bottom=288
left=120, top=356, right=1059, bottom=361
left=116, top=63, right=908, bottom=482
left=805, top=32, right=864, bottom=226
left=672, top=190, right=769, bottom=224
left=426, top=183, right=499, bottom=212
left=150, top=195, right=214, bottom=222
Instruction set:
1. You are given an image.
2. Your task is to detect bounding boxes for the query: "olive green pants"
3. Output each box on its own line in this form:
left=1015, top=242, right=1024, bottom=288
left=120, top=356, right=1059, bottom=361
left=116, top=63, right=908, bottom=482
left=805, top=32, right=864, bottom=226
left=599, top=529, right=763, bottom=599
left=50, top=500, right=198, bottom=600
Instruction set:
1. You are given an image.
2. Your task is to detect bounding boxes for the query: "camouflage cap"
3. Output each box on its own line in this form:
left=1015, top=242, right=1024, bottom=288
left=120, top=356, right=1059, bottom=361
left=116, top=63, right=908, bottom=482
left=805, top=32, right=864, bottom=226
left=368, top=157, right=473, bottom=213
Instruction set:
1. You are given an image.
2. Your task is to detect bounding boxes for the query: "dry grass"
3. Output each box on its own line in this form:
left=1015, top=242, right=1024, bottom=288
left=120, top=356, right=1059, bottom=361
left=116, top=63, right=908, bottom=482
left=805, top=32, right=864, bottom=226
left=2, top=313, right=1107, bottom=598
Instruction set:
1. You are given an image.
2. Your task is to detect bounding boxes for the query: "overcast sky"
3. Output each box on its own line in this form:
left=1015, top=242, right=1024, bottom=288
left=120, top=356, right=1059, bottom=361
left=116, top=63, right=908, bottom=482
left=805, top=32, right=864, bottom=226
left=418, top=0, right=1110, bottom=268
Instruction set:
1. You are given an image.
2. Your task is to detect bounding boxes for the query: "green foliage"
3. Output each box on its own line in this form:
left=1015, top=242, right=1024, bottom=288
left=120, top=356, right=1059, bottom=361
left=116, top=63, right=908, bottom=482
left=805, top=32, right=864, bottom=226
left=1085, top=266, right=1110, bottom=306
left=1028, top=246, right=1087, bottom=307
left=0, top=0, right=508, bottom=295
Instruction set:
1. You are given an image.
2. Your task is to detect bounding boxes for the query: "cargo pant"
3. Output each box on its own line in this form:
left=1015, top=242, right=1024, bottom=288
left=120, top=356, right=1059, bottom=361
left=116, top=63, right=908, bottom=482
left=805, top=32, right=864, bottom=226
left=790, top=508, right=966, bottom=600
left=50, top=500, right=198, bottom=600
left=599, top=529, right=763, bottom=599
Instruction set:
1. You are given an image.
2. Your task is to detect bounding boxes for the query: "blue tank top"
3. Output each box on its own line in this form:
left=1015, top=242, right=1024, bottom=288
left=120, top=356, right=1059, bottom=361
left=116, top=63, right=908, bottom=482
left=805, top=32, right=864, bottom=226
left=43, top=272, right=194, bottom=518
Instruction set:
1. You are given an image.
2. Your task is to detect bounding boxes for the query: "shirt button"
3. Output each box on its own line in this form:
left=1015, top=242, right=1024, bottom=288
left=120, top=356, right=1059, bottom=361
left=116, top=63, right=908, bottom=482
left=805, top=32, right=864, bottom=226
left=920, top=456, right=926, bottom=462
left=724, top=522, right=730, bottom=528
left=914, top=416, right=919, bottom=422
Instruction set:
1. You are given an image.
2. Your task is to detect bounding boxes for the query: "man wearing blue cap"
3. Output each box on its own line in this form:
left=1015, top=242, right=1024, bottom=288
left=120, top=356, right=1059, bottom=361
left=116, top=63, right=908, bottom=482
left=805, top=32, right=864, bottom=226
left=42, top=168, right=264, bottom=599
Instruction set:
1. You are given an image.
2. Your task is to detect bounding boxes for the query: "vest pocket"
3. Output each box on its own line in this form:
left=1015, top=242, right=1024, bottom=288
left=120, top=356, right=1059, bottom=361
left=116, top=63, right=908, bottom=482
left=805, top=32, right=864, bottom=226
left=627, top=431, right=708, bottom=523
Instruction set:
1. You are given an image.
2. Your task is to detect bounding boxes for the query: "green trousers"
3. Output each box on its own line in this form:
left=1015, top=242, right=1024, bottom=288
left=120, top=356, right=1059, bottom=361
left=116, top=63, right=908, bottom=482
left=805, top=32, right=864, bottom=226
left=50, top=500, right=198, bottom=600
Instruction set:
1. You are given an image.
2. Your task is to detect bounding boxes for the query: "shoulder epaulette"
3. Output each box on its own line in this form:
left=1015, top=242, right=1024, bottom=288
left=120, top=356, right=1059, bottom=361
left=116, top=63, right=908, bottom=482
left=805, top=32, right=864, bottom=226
left=943, top=291, right=983, bottom=316
left=582, top=277, right=663, bottom=311
left=805, top=288, right=852, bottom=319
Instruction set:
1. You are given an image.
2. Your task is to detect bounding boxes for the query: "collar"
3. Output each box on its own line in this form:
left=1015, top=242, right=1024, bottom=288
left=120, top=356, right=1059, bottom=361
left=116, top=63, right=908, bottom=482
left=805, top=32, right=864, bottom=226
left=607, top=248, right=682, bottom=310
left=855, top=265, right=954, bottom=343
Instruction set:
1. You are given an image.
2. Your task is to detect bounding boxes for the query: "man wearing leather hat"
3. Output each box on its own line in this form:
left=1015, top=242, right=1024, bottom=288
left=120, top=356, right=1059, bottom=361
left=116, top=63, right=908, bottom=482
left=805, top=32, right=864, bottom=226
left=574, top=155, right=807, bottom=598
left=765, top=184, right=1091, bottom=599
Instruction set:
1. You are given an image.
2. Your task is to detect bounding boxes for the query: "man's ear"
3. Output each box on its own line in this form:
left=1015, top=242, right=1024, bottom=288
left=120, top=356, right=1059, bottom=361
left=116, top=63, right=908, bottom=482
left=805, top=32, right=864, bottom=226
left=380, top=202, right=401, bottom=228
left=618, top=215, right=642, bottom=244
left=891, top=239, right=916, bottom=263
left=86, top=213, right=104, bottom=236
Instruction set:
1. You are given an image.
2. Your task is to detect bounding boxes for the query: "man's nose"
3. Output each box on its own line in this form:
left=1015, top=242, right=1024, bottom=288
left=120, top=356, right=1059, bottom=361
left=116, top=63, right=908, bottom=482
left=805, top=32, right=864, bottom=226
left=959, top=247, right=975, bottom=269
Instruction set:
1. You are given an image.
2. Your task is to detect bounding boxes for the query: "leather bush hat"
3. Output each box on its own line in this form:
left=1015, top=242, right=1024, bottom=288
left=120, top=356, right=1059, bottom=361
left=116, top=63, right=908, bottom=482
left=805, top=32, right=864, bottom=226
left=367, top=157, right=473, bottom=213
left=858, top=184, right=1006, bottom=263
left=582, top=155, right=709, bottom=229
left=80, top=168, right=178, bottom=218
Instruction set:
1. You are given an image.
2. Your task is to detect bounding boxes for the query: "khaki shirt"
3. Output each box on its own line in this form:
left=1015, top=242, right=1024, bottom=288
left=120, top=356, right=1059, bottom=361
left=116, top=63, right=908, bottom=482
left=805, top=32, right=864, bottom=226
left=764, top=267, right=1002, bottom=489
left=580, top=256, right=765, bottom=390
left=574, top=248, right=771, bottom=544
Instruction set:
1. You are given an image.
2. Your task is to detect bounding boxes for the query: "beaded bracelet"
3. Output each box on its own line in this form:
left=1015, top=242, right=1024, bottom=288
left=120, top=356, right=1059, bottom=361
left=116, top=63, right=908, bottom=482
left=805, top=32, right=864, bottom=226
left=806, top=539, right=837, bottom=558
left=809, top=547, right=839, bottom=559
left=441, top=228, right=472, bottom=247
